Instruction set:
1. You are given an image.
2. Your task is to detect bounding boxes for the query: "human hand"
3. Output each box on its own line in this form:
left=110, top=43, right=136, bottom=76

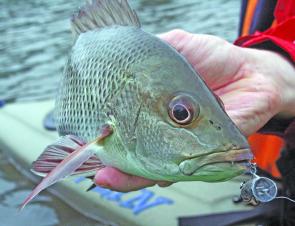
left=94, top=29, right=295, bottom=192
left=159, top=30, right=295, bottom=135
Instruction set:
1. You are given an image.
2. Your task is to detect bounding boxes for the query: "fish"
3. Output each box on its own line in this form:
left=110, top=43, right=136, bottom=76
left=20, top=0, right=253, bottom=209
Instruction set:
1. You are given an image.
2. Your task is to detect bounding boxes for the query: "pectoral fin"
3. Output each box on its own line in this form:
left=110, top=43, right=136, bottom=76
left=31, top=135, right=103, bottom=177
left=20, top=125, right=113, bottom=210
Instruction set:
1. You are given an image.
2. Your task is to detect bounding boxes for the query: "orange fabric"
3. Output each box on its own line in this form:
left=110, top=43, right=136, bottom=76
left=248, top=134, right=284, bottom=178
left=241, top=0, right=258, bottom=36
left=271, top=19, right=277, bottom=28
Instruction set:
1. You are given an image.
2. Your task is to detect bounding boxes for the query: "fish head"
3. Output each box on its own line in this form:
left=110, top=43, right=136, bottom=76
left=129, top=39, right=253, bottom=182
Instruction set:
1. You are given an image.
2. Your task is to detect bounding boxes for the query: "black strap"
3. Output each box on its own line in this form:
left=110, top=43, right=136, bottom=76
left=277, top=148, right=295, bottom=226
left=258, top=117, right=295, bottom=137
left=277, top=148, right=295, bottom=196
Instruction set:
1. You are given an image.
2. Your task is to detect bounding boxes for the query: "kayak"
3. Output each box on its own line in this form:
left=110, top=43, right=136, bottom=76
left=0, top=100, right=252, bottom=226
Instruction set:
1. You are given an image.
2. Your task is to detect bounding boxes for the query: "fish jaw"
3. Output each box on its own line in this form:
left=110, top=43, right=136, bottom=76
left=178, top=148, right=253, bottom=181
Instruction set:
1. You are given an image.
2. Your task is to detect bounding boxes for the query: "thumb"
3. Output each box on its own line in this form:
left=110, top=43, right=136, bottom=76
left=157, top=29, right=195, bottom=52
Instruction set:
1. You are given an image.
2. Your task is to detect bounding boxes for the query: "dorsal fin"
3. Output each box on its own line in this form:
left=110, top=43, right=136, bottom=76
left=71, top=0, right=141, bottom=40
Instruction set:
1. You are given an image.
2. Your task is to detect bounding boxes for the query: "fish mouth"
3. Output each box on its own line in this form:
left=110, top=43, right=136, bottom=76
left=179, top=148, right=253, bottom=176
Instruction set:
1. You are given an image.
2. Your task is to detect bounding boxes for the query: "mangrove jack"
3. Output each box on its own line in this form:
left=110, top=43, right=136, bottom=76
left=21, top=0, right=253, bottom=209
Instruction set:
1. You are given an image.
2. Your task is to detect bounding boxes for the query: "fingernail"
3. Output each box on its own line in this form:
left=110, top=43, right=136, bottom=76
left=157, top=181, right=173, bottom=187
left=98, top=183, right=110, bottom=189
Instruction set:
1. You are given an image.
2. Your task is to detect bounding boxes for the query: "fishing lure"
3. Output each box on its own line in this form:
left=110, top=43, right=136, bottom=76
left=240, top=163, right=295, bottom=205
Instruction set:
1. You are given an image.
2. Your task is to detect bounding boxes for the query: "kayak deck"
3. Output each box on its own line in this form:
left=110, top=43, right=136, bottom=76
left=0, top=100, right=252, bottom=226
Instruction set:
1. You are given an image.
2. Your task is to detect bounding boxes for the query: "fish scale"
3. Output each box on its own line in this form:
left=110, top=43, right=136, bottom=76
left=57, top=27, right=145, bottom=141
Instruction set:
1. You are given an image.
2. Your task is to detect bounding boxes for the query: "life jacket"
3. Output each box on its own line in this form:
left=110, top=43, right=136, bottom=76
left=237, top=0, right=295, bottom=178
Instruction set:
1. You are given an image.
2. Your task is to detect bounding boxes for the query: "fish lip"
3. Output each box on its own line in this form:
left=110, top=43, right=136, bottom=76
left=179, top=148, right=253, bottom=176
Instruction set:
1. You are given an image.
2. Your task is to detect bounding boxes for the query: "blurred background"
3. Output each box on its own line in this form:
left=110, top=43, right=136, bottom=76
left=0, top=0, right=240, bottom=225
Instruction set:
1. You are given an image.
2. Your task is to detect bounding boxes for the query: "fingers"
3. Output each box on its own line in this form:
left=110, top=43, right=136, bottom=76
left=94, top=167, right=157, bottom=192
left=221, top=85, right=280, bottom=137
left=157, top=181, right=173, bottom=187
left=94, top=167, right=173, bottom=192
left=157, top=29, right=193, bottom=49
left=158, top=29, right=245, bottom=90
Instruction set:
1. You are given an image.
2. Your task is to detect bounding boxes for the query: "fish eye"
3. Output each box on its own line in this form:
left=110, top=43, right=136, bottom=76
left=168, top=94, right=199, bottom=126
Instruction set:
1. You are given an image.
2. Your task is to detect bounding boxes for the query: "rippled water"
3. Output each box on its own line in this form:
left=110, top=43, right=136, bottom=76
left=0, top=0, right=240, bottom=103
left=0, top=152, right=104, bottom=226
left=0, top=0, right=240, bottom=225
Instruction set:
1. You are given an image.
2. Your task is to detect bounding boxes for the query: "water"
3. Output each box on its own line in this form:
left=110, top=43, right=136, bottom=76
left=0, top=0, right=240, bottom=225
left=0, top=152, right=104, bottom=226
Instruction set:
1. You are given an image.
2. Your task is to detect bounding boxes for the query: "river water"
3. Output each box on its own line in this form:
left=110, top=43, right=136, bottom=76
left=0, top=0, right=240, bottom=225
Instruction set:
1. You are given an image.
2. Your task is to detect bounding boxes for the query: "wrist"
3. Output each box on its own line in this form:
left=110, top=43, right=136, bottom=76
left=270, top=52, right=295, bottom=118
left=243, top=48, right=295, bottom=118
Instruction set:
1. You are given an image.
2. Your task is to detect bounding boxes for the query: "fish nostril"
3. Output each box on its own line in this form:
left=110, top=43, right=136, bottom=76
left=209, top=120, right=222, bottom=131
